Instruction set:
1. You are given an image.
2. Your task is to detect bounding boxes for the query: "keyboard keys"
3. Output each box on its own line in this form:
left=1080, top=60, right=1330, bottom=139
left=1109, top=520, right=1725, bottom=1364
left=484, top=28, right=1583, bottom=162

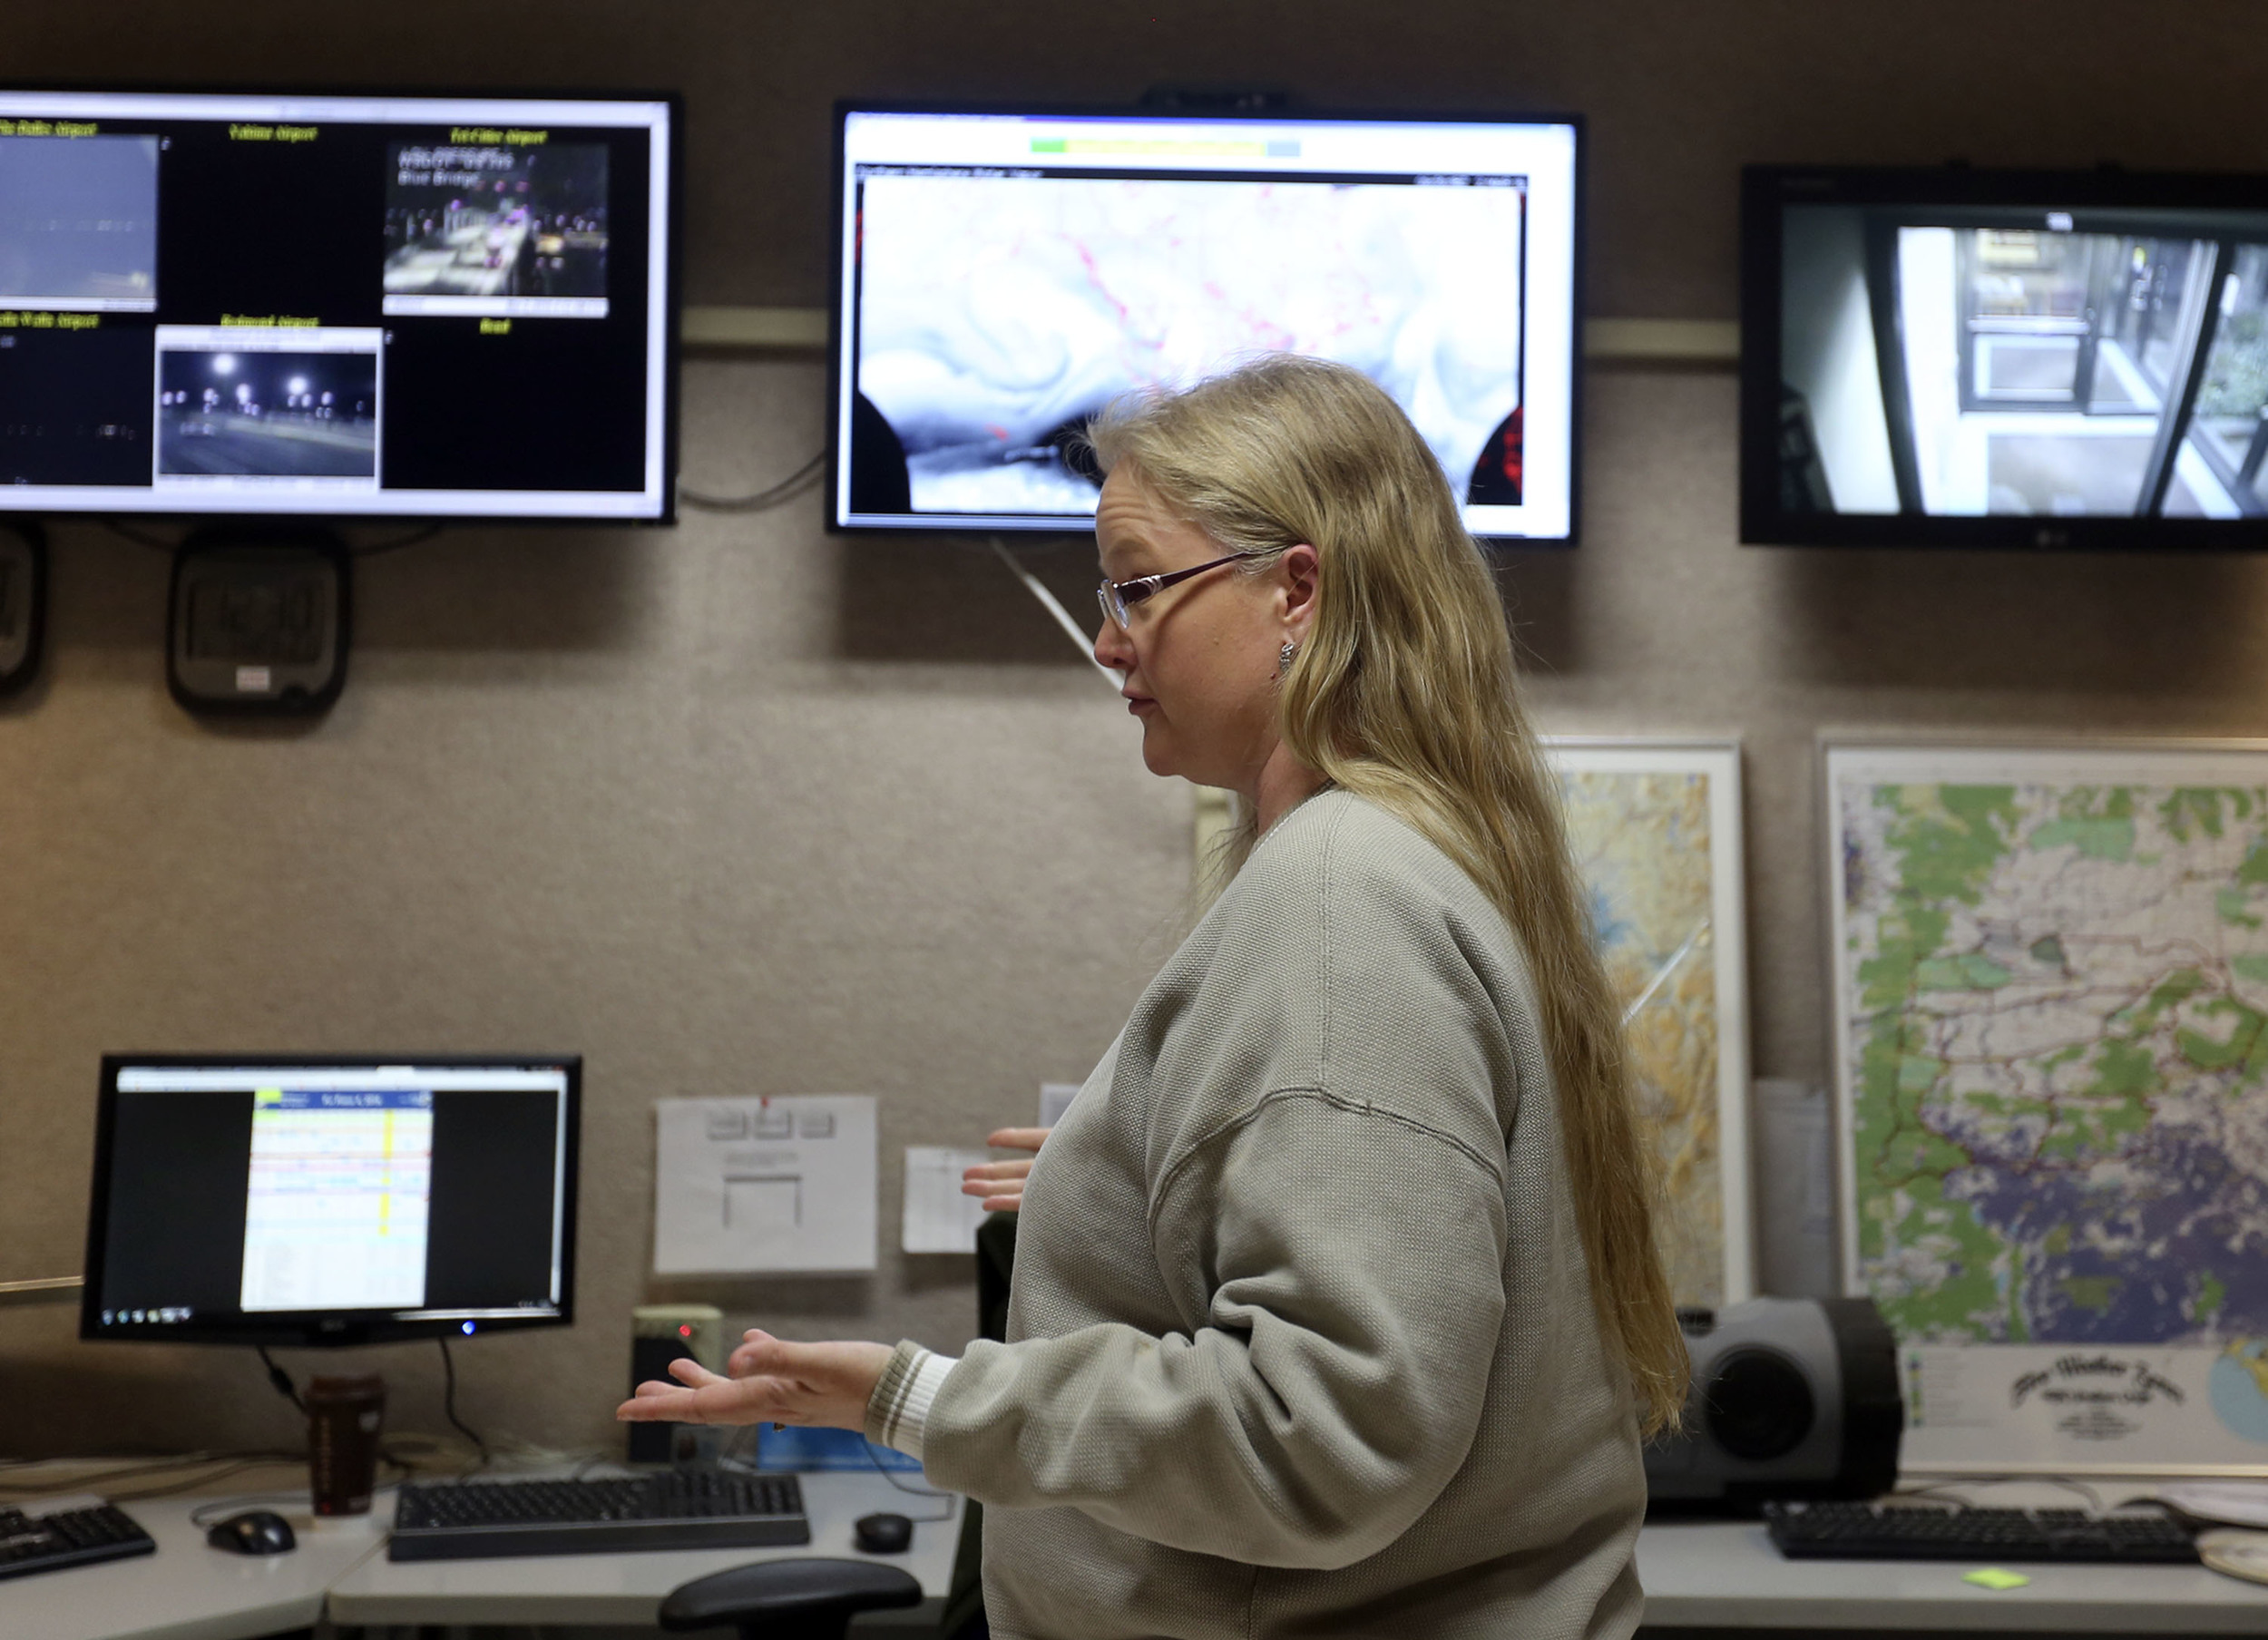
left=1765, top=1500, right=2199, bottom=1564
left=0, top=1503, right=157, bottom=1580
left=388, top=1469, right=809, bottom=1561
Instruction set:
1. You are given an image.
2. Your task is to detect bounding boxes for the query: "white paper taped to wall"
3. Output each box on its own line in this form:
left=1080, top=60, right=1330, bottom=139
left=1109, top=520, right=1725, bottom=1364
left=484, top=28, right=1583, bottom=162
left=1039, top=1081, right=1080, bottom=1128
left=901, top=1147, right=993, bottom=1254
left=653, top=1095, right=876, bottom=1274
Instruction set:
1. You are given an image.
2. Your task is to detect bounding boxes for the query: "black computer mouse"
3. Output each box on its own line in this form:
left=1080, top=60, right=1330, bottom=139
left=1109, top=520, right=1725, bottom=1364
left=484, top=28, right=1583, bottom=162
left=853, top=1510, right=913, bottom=1554
left=208, top=1508, right=297, bottom=1555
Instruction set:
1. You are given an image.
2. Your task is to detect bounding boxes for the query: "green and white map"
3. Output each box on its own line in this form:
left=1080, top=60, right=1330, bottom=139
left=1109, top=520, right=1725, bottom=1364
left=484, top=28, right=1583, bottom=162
left=1831, top=745, right=2268, bottom=1349
left=1551, top=740, right=1750, bottom=1308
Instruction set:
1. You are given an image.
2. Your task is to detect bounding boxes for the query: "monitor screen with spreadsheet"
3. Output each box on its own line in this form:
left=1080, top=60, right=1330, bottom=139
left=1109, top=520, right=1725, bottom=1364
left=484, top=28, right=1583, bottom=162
left=81, top=1055, right=579, bottom=1346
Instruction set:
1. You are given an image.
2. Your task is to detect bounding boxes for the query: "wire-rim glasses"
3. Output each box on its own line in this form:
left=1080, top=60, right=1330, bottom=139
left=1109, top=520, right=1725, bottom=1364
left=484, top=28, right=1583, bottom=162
left=1096, top=551, right=1267, bottom=630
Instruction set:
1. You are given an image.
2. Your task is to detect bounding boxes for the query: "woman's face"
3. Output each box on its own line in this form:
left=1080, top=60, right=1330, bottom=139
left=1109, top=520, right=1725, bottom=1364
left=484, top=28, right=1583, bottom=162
left=1091, top=467, right=1298, bottom=792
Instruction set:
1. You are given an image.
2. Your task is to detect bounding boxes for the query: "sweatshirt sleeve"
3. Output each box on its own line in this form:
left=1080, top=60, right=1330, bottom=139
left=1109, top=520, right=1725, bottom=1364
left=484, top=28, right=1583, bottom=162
left=910, top=1088, right=1510, bottom=1570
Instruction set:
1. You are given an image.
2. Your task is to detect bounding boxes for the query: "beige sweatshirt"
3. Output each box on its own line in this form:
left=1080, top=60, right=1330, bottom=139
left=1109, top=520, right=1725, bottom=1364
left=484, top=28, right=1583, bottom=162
left=867, top=790, right=1647, bottom=1639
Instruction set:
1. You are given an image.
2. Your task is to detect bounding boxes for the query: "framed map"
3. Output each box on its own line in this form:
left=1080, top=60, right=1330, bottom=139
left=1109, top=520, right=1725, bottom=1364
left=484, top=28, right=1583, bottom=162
left=1549, top=739, right=1753, bottom=1308
left=1827, top=741, right=2268, bottom=1474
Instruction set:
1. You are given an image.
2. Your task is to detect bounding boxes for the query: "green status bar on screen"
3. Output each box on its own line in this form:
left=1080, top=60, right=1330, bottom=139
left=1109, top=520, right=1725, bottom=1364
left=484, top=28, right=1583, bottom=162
left=1029, top=137, right=1300, bottom=158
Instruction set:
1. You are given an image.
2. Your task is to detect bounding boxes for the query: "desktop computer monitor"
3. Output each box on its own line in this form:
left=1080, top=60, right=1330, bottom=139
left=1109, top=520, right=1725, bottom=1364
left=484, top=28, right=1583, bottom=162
left=0, top=87, right=677, bottom=522
left=81, top=1055, right=580, bottom=1347
left=829, top=102, right=1582, bottom=542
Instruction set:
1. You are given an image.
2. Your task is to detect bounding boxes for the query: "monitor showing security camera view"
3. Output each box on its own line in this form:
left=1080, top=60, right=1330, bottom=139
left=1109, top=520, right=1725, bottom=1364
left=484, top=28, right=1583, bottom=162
left=0, top=89, right=675, bottom=522
left=1744, top=165, right=2268, bottom=547
left=830, top=103, right=1581, bottom=542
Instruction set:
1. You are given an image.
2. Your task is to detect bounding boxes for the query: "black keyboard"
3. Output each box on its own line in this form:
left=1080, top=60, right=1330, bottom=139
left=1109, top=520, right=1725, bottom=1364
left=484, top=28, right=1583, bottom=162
left=388, top=1469, right=809, bottom=1561
left=1765, top=1500, right=2199, bottom=1564
left=0, top=1501, right=155, bottom=1581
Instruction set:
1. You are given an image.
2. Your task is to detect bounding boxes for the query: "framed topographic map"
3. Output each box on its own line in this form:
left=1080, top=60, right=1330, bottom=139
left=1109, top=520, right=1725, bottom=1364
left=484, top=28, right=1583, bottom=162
left=1827, top=741, right=2268, bottom=1475
left=1548, top=739, right=1752, bottom=1308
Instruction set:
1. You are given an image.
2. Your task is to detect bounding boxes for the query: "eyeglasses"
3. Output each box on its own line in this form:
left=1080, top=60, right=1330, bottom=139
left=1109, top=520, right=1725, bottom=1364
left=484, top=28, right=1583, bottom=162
left=1096, top=551, right=1266, bottom=630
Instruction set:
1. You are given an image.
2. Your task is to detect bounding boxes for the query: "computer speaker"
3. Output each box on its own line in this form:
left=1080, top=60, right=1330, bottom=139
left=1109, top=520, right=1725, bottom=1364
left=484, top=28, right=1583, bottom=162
left=1645, top=1296, right=1903, bottom=1511
left=167, top=531, right=348, bottom=715
left=0, top=522, right=45, bottom=697
left=629, top=1303, right=724, bottom=1464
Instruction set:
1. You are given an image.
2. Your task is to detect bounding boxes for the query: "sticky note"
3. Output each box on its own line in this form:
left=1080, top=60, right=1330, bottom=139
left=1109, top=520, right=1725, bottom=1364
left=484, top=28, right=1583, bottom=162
left=1962, top=1567, right=2030, bottom=1590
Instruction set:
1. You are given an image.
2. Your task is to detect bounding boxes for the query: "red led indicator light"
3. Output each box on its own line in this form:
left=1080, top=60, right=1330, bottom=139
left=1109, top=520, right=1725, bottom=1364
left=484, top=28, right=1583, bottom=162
left=679, top=1324, right=692, bottom=1337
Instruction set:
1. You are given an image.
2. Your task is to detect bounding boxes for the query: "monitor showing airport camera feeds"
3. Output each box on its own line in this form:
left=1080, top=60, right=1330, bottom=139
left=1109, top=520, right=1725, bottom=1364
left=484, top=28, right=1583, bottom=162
left=1743, top=165, right=2268, bottom=548
left=830, top=104, right=1581, bottom=542
left=82, top=1056, right=580, bottom=1347
left=0, top=90, right=675, bottom=522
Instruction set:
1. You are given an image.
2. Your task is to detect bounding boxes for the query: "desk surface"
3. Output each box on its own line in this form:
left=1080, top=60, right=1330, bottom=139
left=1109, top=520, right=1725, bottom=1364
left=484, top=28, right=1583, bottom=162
left=6, top=1496, right=387, bottom=1640
left=326, top=1469, right=962, bottom=1627
left=1637, top=1519, right=2268, bottom=1633
left=9, top=1474, right=2268, bottom=1636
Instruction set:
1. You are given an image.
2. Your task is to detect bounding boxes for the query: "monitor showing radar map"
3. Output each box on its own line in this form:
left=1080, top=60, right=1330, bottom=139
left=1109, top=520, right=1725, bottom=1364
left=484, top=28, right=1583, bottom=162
left=830, top=104, right=1580, bottom=542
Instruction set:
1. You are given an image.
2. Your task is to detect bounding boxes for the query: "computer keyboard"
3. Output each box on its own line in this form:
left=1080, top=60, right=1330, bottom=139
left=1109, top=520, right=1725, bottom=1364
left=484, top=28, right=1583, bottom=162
left=1765, top=1499, right=2199, bottom=1563
left=0, top=1498, right=156, bottom=1581
left=387, top=1469, right=810, bottom=1561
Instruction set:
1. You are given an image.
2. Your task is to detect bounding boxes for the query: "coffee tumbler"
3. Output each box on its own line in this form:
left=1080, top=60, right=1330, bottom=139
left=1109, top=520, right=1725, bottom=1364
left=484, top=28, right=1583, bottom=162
left=306, top=1372, right=386, bottom=1516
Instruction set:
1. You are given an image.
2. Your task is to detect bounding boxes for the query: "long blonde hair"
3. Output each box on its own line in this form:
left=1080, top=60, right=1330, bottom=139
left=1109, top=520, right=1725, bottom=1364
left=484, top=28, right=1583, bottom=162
left=1088, top=355, right=1687, bottom=1436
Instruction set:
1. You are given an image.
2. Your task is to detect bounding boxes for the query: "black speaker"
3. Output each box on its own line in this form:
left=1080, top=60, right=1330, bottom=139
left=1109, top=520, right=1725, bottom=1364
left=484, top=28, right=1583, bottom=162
left=629, top=1333, right=697, bottom=1464
left=1645, top=1296, right=1902, bottom=1511
left=167, top=530, right=349, bottom=715
left=0, top=522, right=46, bottom=697
left=629, top=1304, right=724, bottom=1464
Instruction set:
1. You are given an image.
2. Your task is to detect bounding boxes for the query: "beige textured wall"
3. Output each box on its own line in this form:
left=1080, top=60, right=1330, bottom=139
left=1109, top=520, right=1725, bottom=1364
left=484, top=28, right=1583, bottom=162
left=0, top=360, right=1195, bottom=1456
left=9, top=0, right=2268, bottom=1459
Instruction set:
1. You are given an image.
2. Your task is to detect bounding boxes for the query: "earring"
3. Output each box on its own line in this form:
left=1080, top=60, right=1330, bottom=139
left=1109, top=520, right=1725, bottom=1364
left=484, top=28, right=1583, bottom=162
left=1279, top=639, right=1298, bottom=669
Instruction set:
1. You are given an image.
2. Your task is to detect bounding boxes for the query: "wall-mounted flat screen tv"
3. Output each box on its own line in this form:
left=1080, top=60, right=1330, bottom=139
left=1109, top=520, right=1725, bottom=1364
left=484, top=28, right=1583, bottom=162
left=831, top=102, right=1581, bottom=542
left=1744, top=165, right=2268, bottom=548
left=0, top=88, right=677, bottom=522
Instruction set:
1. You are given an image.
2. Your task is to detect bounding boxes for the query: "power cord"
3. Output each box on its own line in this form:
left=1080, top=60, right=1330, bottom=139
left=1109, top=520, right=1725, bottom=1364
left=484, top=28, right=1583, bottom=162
left=255, top=1344, right=305, bottom=1413
left=712, top=1421, right=955, bottom=1522
left=858, top=1437, right=958, bottom=1521
left=0, top=1451, right=306, bottom=1498
left=679, top=450, right=826, bottom=512
left=1894, top=1473, right=2108, bottom=1512
left=101, top=518, right=442, bottom=558
left=347, top=523, right=443, bottom=557
left=436, top=1335, right=491, bottom=1469
left=102, top=520, right=180, bottom=554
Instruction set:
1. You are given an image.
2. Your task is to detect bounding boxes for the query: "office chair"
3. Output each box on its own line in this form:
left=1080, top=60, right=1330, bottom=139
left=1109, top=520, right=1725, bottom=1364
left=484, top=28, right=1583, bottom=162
left=664, top=1212, right=1016, bottom=1639
left=659, top=1557, right=923, bottom=1639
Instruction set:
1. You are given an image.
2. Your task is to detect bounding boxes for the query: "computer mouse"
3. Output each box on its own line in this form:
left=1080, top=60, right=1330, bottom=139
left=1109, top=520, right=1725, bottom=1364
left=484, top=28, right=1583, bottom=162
left=208, top=1508, right=297, bottom=1555
left=853, top=1510, right=913, bottom=1554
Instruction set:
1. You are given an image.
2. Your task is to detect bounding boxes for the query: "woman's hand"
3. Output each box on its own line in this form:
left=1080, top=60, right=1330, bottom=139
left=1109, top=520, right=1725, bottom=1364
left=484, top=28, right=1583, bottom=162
left=960, top=1126, right=1050, bottom=1212
left=615, top=1331, right=892, bottom=1430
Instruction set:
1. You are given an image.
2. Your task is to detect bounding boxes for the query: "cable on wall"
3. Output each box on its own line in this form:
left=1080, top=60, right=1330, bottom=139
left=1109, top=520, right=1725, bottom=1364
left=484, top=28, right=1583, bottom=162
left=679, top=450, right=826, bottom=512
left=436, top=1335, right=492, bottom=1469
left=255, top=1344, right=305, bottom=1413
left=986, top=536, right=1123, bottom=691
left=102, top=519, right=443, bottom=558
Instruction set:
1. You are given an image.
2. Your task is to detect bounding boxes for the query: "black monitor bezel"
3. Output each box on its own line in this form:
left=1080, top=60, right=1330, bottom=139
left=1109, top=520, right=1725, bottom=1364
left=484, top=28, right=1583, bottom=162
left=81, top=1051, right=582, bottom=1348
left=0, top=80, right=682, bottom=530
left=1741, top=162, right=2268, bottom=551
left=826, top=96, right=1587, bottom=547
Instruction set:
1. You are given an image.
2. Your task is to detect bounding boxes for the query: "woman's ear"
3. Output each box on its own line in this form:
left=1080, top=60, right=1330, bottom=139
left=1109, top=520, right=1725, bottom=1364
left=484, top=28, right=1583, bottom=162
left=1279, top=543, right=1320, bottom=639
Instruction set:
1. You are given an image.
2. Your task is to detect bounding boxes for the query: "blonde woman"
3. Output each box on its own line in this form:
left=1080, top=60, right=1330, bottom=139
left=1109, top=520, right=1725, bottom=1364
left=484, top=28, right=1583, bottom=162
left=622, top=355, right=1687, bottom=1639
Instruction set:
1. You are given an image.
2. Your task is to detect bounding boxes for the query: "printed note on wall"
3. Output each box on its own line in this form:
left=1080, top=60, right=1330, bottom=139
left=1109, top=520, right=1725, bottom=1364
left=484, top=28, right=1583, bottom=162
left=653, top=1095, right=876, bottom=1274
